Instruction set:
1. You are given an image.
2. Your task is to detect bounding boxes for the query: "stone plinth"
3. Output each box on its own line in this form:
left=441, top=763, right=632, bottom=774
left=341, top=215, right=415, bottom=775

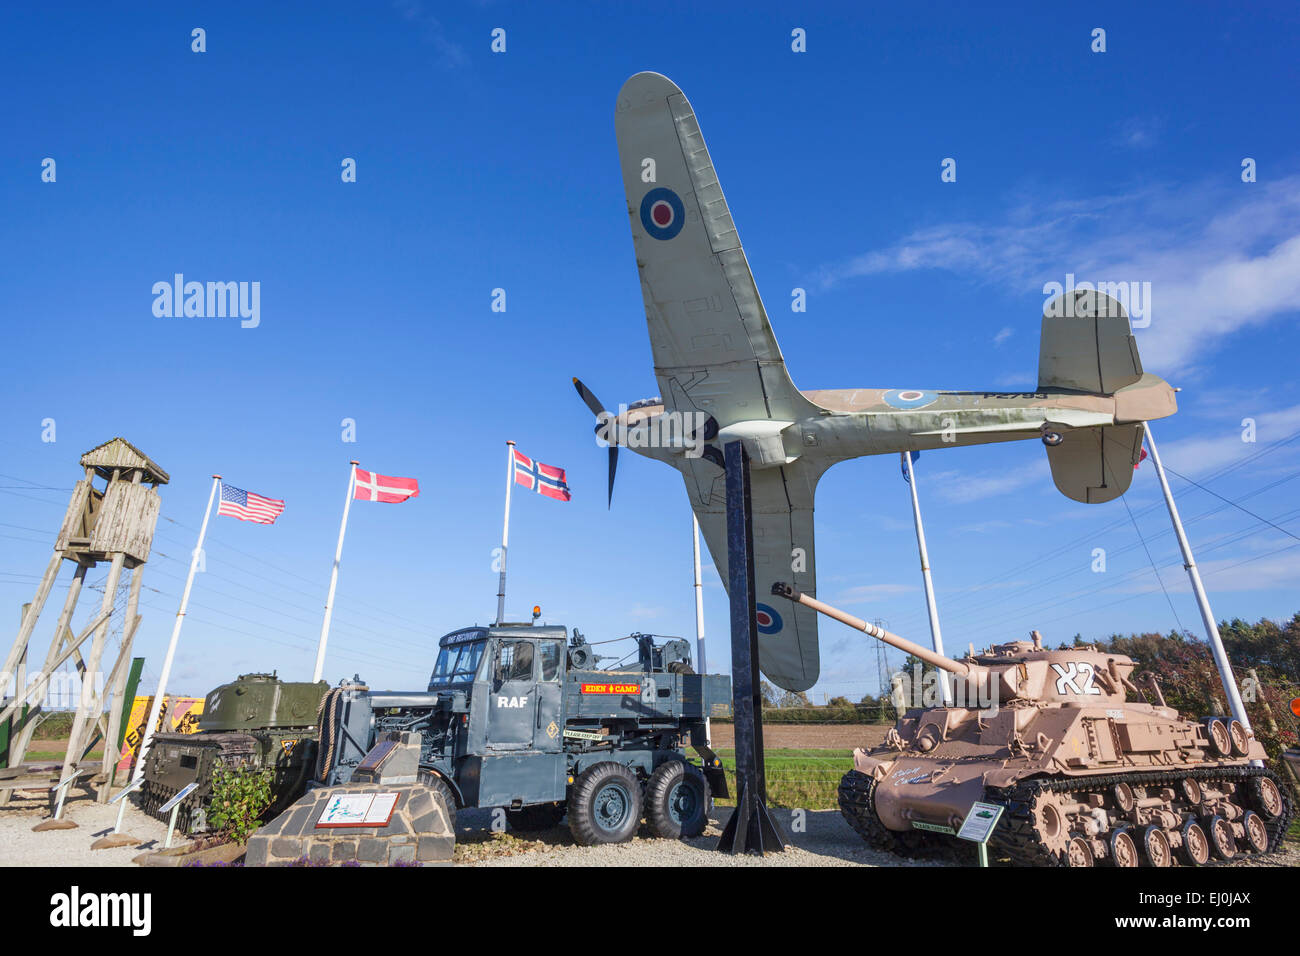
left=245, top=782, right=453, bottom=867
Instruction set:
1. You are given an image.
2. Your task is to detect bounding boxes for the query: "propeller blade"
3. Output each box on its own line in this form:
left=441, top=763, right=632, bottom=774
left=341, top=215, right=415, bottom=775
left=572, top=377, right=607, bottom=418
left=607, top=447, right=618, bottom=509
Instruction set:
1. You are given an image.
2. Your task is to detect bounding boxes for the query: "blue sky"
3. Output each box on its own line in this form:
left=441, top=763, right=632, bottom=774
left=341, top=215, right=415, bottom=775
left=2, top=2, right=1299, bottom=704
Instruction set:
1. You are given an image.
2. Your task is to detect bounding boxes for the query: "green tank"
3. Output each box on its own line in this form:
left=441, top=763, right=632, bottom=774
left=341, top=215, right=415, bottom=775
left=140, top=673, right=327, bottom=834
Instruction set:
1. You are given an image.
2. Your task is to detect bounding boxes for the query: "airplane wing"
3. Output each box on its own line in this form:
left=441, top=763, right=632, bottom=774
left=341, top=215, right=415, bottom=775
left=674, top=454, right=826, bottom=692
left=614, top=71, right=817, bottom=428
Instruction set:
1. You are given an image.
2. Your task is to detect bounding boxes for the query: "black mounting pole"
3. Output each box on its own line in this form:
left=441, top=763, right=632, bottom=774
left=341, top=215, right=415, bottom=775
left=716, top=440, right=787, bottom=855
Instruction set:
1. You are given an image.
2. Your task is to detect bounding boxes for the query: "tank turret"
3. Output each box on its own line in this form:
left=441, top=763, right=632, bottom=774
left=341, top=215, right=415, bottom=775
left=769, top=583, right=1292, bottom=867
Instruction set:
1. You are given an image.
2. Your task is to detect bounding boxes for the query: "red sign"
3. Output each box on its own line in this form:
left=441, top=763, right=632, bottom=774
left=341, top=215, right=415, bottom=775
left=580, top=683, right=640, bottom=695
left=1290, top=697, right=1300, bottom=718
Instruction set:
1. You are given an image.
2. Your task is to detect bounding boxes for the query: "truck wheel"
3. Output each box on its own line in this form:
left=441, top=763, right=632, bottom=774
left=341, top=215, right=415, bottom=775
left=419, top=771, right=458, bottom=831
left=568, top=763, right=643, bottom=846
left=645, top=761, right=710, bottom=839
left=506, top=803, right=565, bottom=831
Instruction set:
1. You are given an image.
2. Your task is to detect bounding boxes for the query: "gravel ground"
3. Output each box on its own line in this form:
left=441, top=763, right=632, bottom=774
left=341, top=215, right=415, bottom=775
left=455, top=806, right=941, bottom=867
left=0, top=790, right=175, bottom=867
left=0, top=788, right=1293, bottom=869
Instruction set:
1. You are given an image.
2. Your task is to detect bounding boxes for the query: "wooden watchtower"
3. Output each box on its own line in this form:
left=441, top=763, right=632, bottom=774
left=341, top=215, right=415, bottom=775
left=0, top=438, right=167, bottom=802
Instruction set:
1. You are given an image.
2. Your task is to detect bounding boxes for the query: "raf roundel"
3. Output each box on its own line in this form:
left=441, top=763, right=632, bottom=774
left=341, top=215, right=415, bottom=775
left=754, top=602, right=783, bottom=635
left=883, top=389, right=938, bottom=410
left=639, top=187, right=686, bottom=241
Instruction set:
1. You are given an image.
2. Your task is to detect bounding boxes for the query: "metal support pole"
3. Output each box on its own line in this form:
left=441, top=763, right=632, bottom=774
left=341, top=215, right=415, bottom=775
left=692, top=513, right=709, bottom=745
left=715, top=441, right=786, bottom=855
left=901, top=452, right=951, bottom=706
left=134, top=475, right=221, bottom=781
left=496, top=441, right=516, bottom=625
left=314, top=462, right=358, bottom=683
left=1143, top=424, right=1258, bottom=760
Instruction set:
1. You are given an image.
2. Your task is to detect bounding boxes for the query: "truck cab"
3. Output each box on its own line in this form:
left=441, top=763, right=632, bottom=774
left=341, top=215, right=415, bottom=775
left=318, top=621, right=730, bottom=844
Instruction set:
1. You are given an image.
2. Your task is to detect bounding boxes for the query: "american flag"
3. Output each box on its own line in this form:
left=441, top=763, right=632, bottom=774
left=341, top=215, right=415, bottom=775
left=218, top=482, right=285, bottom=524
left=513, top=449, right=571, bottom=502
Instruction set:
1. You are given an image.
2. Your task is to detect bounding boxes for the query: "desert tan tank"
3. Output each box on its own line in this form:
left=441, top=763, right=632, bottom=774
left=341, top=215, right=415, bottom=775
left=771, top=583, right=1294, bottom=867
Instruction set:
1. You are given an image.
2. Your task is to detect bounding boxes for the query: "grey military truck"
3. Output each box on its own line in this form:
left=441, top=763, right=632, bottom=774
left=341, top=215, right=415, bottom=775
left=314, top=622, right=731, bottom=845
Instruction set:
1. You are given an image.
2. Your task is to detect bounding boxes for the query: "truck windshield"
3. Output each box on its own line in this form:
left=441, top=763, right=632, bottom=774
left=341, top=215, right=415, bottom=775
left=430, top=641, right=485, bottom=684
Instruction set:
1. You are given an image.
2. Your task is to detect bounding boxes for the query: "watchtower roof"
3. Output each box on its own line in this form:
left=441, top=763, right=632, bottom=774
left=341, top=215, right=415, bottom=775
left=79, top=437, right=169, bottom=484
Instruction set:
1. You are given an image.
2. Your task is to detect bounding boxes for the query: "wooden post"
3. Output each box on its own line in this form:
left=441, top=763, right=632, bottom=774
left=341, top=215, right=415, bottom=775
left=98, top=567, right=144, bottom=799
left=0, top=552, right=63, bottom=691
left=60, top=550, right=126, bottom=787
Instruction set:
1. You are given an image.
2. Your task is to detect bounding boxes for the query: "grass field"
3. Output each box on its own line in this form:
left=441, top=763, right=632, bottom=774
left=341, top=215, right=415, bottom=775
left=713, top=748, right=852, bottom=810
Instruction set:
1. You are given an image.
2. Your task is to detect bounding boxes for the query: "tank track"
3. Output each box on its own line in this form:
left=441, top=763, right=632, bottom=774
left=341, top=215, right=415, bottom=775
left=139, top=779, right=195, bottom=832
left=987, top=766, right=1293, bottom=867
left=838, top=770, right=956, bottom=859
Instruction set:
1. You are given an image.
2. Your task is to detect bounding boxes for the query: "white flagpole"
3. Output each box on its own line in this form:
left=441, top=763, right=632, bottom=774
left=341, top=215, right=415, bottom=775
left=902, top=452, right=951, bottom=705
left=692, top=512, right=709, bottom=743
left=133, top=474, right=220, bottom=782
left=313, top=461, right=358, bottom=683
left=496, top=441, right=516, bottom=625
left=1142, top=424, right=1256, bottom=755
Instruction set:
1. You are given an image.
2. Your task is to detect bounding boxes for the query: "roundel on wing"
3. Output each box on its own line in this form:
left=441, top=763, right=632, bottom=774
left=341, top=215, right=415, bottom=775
left=883, top=389, right=938, bottom=410
left=754, top=602, right=783, bottom=635
left=639, top=187, right=685, bottom=240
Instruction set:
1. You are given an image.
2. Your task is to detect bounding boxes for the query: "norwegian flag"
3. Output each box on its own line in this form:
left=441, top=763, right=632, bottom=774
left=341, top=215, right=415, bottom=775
left=353, top=468, right=420, bottom=503
left=513, top=449, right=571, bottom=501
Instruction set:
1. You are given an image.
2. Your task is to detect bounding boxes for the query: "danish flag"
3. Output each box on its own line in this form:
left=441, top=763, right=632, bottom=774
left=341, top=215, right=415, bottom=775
left=513, top=450, right=571, bottom=501
left=353, top=468, right=420, bottom=503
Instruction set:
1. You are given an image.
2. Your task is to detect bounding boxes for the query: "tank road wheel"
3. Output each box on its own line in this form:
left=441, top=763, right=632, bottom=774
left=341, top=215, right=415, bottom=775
left=1180, top=777, right=1202, bottom=807
left=1179, top=820, right=1211, bottom=866
left=506, top=803, right=565, bottom=832
left=1141, top=825, right=1172, bottom=868
left=1066, top=837, right=1094, bottom=867
left=1206, top=719, right=1232, bottom=757
left=1251, top=775, right=1284, bottom=820
left=1108, top=827, right=1139, bottom=867
left=645, top=761, right=710, bottom=840
left=1205, top=814, right=1236, bottom=860
left=1242, top=811, right=1269, bottom=854
left=1112, top=782, right=1136, bottom=813
left=568, top=763, right=643, bottom=846
left=1227, top=720, right=1251, bottom=757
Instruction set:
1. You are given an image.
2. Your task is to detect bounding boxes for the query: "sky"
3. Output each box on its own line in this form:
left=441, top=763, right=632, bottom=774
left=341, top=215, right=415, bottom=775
left=2, top=2, right=1299, bottom=706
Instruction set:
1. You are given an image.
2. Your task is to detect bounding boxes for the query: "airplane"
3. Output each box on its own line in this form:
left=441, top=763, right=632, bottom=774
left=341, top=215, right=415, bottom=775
left=574, top=71, right=1177, bottom=693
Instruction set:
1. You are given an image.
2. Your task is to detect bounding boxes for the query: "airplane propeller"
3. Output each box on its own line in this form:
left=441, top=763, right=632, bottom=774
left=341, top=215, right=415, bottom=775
left=573, top=377, right=618, bottom=508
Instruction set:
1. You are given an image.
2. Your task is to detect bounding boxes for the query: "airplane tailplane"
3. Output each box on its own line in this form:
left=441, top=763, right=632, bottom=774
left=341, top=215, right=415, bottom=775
left=1047, top=423, right=1144, bottom=503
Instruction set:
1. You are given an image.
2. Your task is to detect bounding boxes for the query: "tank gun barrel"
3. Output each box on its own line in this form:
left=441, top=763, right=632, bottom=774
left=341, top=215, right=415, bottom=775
left=770, top=583, right=971, bottom=678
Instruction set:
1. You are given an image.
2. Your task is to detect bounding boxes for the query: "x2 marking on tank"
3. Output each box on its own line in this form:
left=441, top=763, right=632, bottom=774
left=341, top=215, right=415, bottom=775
left=1052, top=661, right=1102, bottom=696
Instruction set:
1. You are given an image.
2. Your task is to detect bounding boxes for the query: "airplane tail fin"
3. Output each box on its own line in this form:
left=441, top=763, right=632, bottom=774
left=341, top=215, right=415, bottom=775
left=1039, top=290, right=1170, bottom=503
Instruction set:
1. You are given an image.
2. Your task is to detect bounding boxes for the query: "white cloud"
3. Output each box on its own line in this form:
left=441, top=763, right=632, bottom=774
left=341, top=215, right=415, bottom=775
left=815, top=177, right=1300, bottom=377
left=393, top=0, right=468, bottom=68
left=1158, top=403, right=1300, bottom=476
left=993, top=326, right=1014, bottom=346
left=834, top=583, right=914, bottom=604
left=935, top=459, right=1051, bottom=504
